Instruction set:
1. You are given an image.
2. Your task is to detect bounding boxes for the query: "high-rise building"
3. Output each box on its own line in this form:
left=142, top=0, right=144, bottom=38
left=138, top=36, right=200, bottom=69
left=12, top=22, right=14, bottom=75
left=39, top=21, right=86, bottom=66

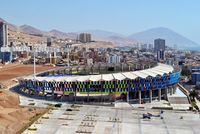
left=157, top=50, right=165, bottom=61
left=148, top=44, right=153, bottom=50
left=192, top=66, right=200, bottom=85
left=47, top=37, right=52, bottom=47
left=140, top=44, right=148, bottom=49
left=154, top=38, right=165, bottom=52
left=154, top=39, right=165, bottom=61
left=108, top=54, right=121, bottom=64
left=79, top=33, right=91, bottom=43
left=0, top=22, right=8, bottom=47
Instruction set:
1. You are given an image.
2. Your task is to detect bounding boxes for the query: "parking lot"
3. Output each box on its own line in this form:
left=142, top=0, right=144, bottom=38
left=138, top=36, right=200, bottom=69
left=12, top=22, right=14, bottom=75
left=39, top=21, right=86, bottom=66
left=19, top=95, right=200, bottom=134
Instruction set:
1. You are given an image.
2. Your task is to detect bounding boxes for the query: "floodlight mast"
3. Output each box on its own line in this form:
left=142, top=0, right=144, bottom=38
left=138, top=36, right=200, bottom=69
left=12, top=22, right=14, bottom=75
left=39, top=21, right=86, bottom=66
left=33, top=46, right=36, bottom=79
left=0, top=45, right=70, bottom=79
left=65, top=44, right=71, bottom=72
left=68, top=50, right=70, bottom=68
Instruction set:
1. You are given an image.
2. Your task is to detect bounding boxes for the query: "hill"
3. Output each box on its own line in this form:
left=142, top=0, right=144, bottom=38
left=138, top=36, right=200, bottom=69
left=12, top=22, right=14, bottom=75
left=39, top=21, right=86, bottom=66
left=48, top=29, right=77, bottom=39
left=128, top=27, right=200, bottom=49
left=80, top=30, right=137, bottom=46
left=0, top=90, right=46, bottom=134
left=1, top=17, right=200, bottom=49
left=20, top=24, right=44, bottom=35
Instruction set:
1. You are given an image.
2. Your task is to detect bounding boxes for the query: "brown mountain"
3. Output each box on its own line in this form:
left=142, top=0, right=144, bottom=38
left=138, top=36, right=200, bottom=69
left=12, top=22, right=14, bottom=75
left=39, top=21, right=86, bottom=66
left=0, top=18, right=18, bottom=32
left=48, top=29, right=77, bottom=39
left=0, top=17, right=127, bottom=47
left=20, top=25, right=44, bottom=35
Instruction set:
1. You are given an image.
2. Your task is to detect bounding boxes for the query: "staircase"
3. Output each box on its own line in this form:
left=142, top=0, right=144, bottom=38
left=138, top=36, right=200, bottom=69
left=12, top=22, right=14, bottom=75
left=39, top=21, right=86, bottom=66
left=177, top=83, right=191, bottom=104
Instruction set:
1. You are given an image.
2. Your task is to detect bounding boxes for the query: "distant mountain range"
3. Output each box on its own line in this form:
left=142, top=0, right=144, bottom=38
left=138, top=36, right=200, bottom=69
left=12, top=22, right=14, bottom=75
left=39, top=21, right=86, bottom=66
left=78, top=30, right=136, bottom=45
left=128, top=27, right=200, bottom=49
left=83, top=28, right=200, bottom=49
left=0, top=17, right=199, bottom=50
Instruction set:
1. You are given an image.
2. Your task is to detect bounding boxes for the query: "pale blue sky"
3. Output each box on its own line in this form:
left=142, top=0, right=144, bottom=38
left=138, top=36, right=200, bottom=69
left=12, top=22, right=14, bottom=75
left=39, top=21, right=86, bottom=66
left=0, top=0, right=200, bottom=43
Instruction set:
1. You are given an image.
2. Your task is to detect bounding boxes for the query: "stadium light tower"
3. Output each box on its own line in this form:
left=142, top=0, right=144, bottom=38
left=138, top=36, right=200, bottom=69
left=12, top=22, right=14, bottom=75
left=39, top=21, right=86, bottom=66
left=0, top=44, right=73, bottom=78
left=33, top=46, right=36, bottom=79
left=66, top=43, right=72, bottom=72
left=68, top=50, right=70, bottom=68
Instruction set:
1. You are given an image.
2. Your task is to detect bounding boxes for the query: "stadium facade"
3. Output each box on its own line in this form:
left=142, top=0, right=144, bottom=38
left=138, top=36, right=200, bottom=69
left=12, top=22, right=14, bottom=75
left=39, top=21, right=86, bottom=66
left=18, top=63, right=180, bottom=104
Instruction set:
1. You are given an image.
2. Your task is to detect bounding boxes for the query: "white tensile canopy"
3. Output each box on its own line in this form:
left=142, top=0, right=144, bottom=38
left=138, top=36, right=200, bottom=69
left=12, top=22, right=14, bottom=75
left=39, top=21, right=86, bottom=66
left=76, top=76, right=91, bottom=82
left=112, top=73, right=126, bottom=81
left=132, top=71, right=149, bottom=79
left=102, top=74, right=114, bottom=81
left=22, top=63, right=174, bottom=82
left=122, top=72, right=138, bottom=80
left=64, top=76, right=78, bottom=82
left=140, top=69, right=159, bottom=77
left=89, top=75, right=102, bottom=81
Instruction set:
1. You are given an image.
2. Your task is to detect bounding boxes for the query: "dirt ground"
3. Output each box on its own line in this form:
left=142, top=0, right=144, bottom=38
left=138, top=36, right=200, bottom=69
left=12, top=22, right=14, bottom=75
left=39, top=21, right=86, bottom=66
left=0, top=63, right=56, bottom=81
left=0, top=90, right=46, bottom=134
left=0, top=63, right=57, bottom=87
left=0, top=63, right=56, bottom=134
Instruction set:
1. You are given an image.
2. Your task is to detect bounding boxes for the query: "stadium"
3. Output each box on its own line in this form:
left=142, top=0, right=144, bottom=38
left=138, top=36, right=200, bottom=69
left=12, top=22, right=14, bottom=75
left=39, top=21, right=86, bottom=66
left=18, top=63, right=180, bottom=104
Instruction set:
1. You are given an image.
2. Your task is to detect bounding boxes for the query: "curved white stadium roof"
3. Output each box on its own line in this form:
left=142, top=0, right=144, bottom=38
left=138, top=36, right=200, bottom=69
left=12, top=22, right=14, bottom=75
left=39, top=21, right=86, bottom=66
left=22, top=63, right=174, bottom=82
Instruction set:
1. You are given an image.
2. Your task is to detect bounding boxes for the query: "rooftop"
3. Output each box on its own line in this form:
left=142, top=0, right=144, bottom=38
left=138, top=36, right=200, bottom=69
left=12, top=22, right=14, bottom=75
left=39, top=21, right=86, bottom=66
left=22, top=63, right=174, bottom=82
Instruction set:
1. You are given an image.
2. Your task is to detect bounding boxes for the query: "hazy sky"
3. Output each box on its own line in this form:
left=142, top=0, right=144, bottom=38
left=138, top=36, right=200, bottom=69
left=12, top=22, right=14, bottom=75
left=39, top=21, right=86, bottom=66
left=0, top=0, right=200, bottom=43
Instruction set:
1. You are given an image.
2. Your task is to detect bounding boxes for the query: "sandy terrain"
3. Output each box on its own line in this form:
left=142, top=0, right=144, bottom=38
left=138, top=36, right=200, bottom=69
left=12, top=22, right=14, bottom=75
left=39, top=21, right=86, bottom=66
left=0, top=63, right=57, bottom=87
left=0, top=63, right=55, bottom=81
left=0, top=63, right=56, bottom=134
left=0, top=90, right=46, bottom=134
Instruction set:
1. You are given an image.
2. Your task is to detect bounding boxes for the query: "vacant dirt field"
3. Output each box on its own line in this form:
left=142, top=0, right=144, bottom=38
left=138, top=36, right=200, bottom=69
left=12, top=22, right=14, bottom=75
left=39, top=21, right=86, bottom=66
left=0, top=63, right=55, bottom=133
left=0, top=90, right=46, bottom=134
left=0, top=63, right=57, bottom=87
left=0, top=63, right=56, bottom=81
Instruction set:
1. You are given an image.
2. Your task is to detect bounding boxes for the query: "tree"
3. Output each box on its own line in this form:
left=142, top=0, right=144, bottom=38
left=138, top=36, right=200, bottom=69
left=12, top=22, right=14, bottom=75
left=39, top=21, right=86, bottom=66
left=189, top=89, right=199, bottom=101
left=181, top=66, right=191, bottom=76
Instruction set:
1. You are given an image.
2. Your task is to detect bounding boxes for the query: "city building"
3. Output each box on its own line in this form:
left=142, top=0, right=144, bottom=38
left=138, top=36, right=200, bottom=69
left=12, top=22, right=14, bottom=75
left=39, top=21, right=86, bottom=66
left=154, top=38, right=165, bottom=52
left=154, top=39, right=166, bottom=61
left=192, top=73, right=200, bottom=85
left=47, top=52, right=57, bottom=65
left=140, top=44, right=148, bottom=50
left=1, top=52, right=12, bottom=62
left=87, top=58, right=93, bottom=66
left=0, top=22, right=8, bottom=47
left=157, top=50, right=165, bottom=61
left=108, top=54, right=121, bottom=64
left=47, top=37, right=52, bottom=47
left=79, top=33, right=91, bottom=43
left=192, top=65, right=200, bottom=85
left=191, top=66, right=200, bottom=73
left=148, top=44, right=154, bottom=50
left=0, top=22, right=10, bottom=62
